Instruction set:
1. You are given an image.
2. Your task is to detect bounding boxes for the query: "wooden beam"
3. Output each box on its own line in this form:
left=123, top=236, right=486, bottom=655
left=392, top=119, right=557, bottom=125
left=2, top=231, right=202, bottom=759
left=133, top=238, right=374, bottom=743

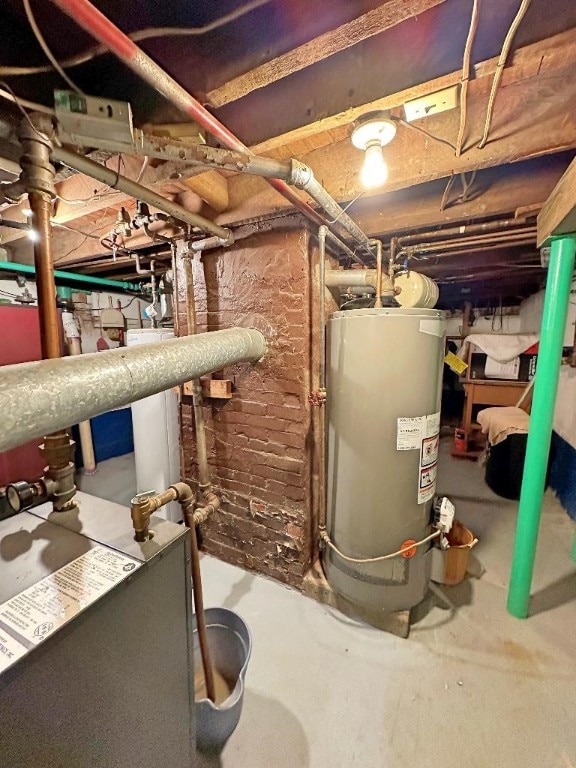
left=537, top=157, right=576, bottom=246
left=250, top=27, right=576, bottom=157
left=219, top=47, right=576, bottom=225
left=206, top=0, right=446, bottom=108
left=181, top=170, right=229, bottom=213
left=349, top=156, right=569, bottom=238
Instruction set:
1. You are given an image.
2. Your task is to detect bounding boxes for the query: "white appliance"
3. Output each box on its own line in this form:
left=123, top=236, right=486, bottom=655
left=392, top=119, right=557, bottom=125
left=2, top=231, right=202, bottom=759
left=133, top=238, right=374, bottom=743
left=126, top=328, right=181, bottom=522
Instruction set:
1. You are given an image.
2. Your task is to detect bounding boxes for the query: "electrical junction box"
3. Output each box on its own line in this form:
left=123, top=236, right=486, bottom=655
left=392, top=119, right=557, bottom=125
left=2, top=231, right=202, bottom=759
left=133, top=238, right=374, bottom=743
left=403, top=85, right=459, bottom=122
left=0, top=492, right=197, bottom=768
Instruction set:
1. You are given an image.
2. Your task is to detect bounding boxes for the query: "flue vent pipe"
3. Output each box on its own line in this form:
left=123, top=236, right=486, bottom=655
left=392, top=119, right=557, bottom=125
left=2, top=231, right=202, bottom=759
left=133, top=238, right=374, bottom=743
left=0, top=328, right=266, bottom=453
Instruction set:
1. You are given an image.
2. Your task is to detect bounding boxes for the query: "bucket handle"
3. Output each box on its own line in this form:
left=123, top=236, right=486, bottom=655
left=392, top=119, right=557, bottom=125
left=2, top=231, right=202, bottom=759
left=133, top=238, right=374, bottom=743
left=467, top=538, right=479, bottom=549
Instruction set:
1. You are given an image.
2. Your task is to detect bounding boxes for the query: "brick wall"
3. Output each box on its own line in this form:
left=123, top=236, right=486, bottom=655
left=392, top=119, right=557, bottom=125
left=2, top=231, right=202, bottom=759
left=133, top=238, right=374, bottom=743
left=178, top=227, right=315, bottom=588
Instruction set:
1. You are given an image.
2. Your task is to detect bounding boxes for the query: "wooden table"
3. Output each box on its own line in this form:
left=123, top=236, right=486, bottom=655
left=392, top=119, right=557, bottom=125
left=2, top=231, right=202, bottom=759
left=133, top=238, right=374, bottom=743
left=461, top=379, right=528, bottom=450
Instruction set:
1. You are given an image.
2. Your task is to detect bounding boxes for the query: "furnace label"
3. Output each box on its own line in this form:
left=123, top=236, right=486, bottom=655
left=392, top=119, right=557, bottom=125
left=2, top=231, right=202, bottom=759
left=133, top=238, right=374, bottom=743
left=0, top=628, right=27, bottom=674
left=0, top=545, right=141, bottom=648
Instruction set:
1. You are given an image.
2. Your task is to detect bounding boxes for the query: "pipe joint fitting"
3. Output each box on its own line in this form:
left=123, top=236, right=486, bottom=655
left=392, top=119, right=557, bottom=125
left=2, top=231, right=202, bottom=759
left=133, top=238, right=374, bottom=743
left=18, top=114, right=57, bottom=199
left=289, top=159, right=313, bottom=190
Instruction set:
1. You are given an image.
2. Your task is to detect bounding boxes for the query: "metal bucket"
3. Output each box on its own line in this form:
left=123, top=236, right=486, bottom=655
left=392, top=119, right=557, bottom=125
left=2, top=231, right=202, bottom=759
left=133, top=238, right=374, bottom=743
left=192, top=607, right=252, bottom=753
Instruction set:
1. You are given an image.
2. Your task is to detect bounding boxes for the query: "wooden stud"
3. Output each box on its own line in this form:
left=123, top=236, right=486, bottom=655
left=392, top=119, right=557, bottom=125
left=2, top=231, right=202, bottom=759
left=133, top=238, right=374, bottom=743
left=537, top=157, right=576, bottom=246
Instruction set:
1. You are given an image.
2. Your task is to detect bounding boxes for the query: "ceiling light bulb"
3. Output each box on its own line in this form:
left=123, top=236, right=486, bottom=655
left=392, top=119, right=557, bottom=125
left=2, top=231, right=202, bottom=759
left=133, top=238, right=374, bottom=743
left=27, top=229, right=39, bottom=243
left=22, top=207, right=33, bottom=218
left=360, top=143, right=388, bottom=189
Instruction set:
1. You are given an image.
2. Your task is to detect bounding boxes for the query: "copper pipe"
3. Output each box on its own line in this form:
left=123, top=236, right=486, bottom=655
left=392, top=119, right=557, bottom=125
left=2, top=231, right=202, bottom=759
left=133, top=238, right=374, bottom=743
left=176, top=486, right=217, bottom=704
left=182, top=254, right=211, bottom=490
left=369, top=238, right=383, bottom=308
left=189, top=518, right=216, bottom=703
left=397, top=218, right=534, bottom=246
left=130, top=483, right=216, bottom=703
left=317, top=227, right=328, bottom=535
left=29, top=194, right=59, bottom=359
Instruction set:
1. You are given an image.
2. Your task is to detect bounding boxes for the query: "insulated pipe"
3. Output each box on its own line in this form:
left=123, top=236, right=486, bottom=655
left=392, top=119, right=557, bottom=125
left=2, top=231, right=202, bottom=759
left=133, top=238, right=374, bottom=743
left=0, top=328, right=266, bottom=453
left=291, top=163, right=374, bottom=258
left=324, top=269, right=377, bottom=288
left=507, top=235, right=576, bottom=618
left=52, top=146, right=231, bottom=242
left=48, top=0, right=372, bottom=261
left=0, top=260, right=142, bottom=292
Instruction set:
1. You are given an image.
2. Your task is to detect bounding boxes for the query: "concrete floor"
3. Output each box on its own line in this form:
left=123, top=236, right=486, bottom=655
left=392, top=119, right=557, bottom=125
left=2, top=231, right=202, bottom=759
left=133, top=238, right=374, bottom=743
left=81, top=444, right=576, bottom=768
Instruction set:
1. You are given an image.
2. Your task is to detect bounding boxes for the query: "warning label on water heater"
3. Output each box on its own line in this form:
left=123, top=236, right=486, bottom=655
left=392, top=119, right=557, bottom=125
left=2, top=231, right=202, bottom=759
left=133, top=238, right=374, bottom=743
left=397, top=411, right=440, bottom=503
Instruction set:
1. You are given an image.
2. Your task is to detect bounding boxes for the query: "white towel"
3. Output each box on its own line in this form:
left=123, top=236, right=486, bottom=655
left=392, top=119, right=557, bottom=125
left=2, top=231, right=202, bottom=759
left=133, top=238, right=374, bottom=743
left=459, top=333, right=538, bottom=364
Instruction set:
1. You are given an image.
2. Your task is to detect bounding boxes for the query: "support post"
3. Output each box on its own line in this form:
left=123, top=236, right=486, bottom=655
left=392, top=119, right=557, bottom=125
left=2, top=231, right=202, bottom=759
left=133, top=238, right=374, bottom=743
left=507, top=234, right=576, bottom=618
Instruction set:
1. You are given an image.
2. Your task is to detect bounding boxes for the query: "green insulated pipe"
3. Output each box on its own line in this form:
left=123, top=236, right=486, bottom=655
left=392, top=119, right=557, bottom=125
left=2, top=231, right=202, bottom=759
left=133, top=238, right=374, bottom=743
left=0, top=261, right=142, bottom=293
left=507, top=234, right=576, bottom=618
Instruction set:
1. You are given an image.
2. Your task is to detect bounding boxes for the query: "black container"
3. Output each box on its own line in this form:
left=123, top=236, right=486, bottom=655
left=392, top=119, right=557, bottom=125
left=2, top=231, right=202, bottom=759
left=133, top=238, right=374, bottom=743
left=485, top=434, right=528, bottom=500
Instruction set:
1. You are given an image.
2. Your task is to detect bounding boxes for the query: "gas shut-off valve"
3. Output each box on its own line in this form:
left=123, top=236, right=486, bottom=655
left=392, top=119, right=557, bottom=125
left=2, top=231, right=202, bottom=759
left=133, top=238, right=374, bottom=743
left=433, top=495, right=455, bottom=549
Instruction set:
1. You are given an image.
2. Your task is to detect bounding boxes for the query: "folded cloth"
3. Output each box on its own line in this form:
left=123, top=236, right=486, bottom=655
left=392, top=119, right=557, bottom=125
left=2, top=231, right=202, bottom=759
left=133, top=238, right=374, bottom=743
left=477, top=406, right=530, bottom=446
left=459, top=333, right=539, bottom=363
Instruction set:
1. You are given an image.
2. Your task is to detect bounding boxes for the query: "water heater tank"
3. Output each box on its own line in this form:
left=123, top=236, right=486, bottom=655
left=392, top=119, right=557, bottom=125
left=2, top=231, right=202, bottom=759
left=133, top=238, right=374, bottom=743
left=323, top=307, right=446, bottom=618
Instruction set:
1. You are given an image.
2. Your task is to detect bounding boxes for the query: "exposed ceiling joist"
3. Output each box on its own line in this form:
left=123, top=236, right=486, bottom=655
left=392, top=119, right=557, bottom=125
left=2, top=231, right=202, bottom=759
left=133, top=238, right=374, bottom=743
left=350, top=156, right=568, bottom=238
left=220, top=39, right=576, bottom=225
left=250, top=27, right=576, bottom=157
left=206, top=0, right=446, bottom=108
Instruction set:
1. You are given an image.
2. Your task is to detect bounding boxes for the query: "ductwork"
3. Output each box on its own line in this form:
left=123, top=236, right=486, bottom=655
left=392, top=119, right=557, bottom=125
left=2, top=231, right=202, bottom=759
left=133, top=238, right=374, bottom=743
left=0, top=328, right=266, bottom=453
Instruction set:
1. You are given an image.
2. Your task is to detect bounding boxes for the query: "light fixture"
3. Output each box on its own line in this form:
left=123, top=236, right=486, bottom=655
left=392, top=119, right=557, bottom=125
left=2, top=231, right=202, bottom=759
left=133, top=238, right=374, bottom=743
left=351, top=111, right=396, bottom=189
left=27, top=229, right=39, bottom=242
left=21, top=207, right=33, bottom=217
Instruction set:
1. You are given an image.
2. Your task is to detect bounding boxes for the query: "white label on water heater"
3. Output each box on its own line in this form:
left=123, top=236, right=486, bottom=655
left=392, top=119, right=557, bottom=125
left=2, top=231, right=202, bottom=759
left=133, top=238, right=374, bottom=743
left=418, top=412, right=440, bottom=503
left=396, top=416, right=425, bottom=450
left=397, top=412, right=440, bottom=502
left=0, top=545, right=141, bottom=648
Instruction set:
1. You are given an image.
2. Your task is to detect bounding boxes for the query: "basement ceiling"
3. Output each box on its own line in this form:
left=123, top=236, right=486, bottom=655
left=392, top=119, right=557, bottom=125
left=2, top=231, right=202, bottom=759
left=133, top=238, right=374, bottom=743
left=1, top=0, right=576, bottom=308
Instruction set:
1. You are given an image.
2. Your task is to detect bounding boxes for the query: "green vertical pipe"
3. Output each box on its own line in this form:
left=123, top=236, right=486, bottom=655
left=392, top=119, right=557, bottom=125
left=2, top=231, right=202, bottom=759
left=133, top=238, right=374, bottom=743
left=507, top=234, right=576, bottom=618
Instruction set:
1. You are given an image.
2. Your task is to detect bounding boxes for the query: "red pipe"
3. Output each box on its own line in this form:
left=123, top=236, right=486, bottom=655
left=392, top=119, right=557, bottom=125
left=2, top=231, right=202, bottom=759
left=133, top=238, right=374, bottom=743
left=49, top=0, right=326, bottom=228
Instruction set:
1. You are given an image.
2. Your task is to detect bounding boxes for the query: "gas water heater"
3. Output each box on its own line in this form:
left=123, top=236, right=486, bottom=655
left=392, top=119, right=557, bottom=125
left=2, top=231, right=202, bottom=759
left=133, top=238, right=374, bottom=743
left=323, top=307, right=446, bottom=617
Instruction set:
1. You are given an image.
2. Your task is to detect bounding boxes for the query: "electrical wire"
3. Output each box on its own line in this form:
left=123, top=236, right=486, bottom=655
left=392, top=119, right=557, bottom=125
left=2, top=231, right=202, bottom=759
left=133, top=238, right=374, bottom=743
left=478, top=0, right=532, bottom=149
left=320, top=528, right=441, bottom=563
left=326, top=190, right=365, bottom=224
left=456, top=0, right=481, bottom=157
left=0, top=0, right=273, bottom=77
left=79, top=295, right=141, bottom=310
left=397, top=118, right=455, bottom=152
left=0, top=82, right=55, bottom=115
left=22, top=0, right=85, bottom=95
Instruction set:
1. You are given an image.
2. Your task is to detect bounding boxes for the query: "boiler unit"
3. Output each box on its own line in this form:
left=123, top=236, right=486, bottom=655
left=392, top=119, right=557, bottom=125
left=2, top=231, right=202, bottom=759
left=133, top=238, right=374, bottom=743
left=0, top=492, right=196, bottom=767
left=323, top=307, right=446, bottom=622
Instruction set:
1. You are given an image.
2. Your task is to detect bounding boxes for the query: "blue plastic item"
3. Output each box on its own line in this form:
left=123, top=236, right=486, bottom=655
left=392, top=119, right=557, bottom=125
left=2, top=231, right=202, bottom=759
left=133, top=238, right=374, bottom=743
left=193, top=607, right=252, bottom=753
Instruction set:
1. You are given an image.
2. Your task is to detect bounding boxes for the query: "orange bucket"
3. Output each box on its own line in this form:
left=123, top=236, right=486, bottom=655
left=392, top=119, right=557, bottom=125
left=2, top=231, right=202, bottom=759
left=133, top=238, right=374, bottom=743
left=430, top=520, right=478, bottom=586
